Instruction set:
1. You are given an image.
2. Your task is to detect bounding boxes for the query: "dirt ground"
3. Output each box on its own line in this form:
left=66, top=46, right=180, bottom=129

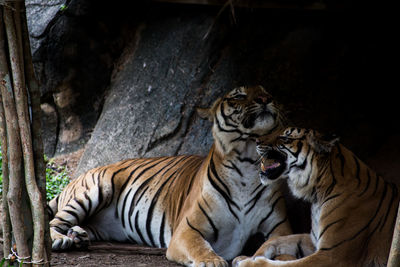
left=0, top=242, right=181, bottom=266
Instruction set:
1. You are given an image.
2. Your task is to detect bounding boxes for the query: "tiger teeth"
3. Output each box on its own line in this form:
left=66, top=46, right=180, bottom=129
left=261, top=161, right=280, bottom=171
left=261, top=161, right=266, bottom=172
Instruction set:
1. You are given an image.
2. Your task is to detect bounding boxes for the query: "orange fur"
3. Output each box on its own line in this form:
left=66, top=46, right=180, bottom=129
left=234, top=127, right=399, bottom=267
left=49, top=86, right=292, bottom=267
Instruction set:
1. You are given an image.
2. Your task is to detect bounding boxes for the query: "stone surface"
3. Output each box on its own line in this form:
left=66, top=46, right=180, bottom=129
left=26, top=1, right=398, bottom=186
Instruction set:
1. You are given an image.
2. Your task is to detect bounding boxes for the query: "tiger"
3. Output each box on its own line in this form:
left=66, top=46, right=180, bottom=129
left=233, top=127, right=399, bottom=267
left=48, top=85, right=292, bottom=267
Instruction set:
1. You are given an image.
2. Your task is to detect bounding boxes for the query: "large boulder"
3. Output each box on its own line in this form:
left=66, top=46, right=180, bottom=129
left=27, top=1, right=398, bottom=187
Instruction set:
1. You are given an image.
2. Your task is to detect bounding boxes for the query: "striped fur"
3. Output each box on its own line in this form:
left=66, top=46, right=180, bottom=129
left=234, top=127, right=399, bottom=267
left=49, top=86, right=291, bottom=267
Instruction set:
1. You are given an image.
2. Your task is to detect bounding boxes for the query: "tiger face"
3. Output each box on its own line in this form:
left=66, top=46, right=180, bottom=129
left=198, top=86, right=283, bottom=153
left=221, top=86, right=280, bottom=134
left=257, top=128, right=338, bottom=191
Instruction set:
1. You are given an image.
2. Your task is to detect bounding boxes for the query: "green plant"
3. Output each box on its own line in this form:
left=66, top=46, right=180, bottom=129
left=44, top=156, right=71, bottom=201
left=0, top=144, right=70, bottom=201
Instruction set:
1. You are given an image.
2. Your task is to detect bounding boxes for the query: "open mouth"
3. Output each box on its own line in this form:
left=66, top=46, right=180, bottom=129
left=259, top=149, right=286, bottom=181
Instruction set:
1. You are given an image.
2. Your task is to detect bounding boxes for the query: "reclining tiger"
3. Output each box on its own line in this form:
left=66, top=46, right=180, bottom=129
left=233, top=127, right=399, bottom=267
left=48, top=85, right=292, bottom=267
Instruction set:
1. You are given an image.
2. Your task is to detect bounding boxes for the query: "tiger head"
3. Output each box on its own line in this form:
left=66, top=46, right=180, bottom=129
left=198, top=86, right=283, bottom=154
left=256, top=127, right=339, bottom=199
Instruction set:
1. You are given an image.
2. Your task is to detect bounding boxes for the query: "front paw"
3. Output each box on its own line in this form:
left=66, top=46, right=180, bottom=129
left=51, top=226, right=89, bottom=251
left=67, top=226, right=89, bottom=249
left=233, top=256, right=268, bottom=267
left=232, top=256, right=249, bottom=267
left=192, top=255, right=228, bottom=267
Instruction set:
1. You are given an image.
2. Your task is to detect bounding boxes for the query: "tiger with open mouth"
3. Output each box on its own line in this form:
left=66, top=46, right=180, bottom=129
left=234, top=127, right=399, bottom=267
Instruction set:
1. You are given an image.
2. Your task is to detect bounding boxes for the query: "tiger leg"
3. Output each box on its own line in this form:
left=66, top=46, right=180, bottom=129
left=233, top=250, right=336, bottom=267
left=50, top=207, right=92, bottom=250
left=166, top=214, right=228, bottom=267
left=252, top=234, right=315, bottom=260
left=50, top=171, right=112, bottom=250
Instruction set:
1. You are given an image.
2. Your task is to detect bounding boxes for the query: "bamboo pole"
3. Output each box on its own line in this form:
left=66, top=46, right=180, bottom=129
left=4, top=3, right=47, bottom=266
left=0, top=6, right=31, bottom=263
left=388, top=203, right=400, bottom=267
left=0, top=13, right=12, bottom=258
left=21, top=2, right=51, bottom=264
left=0, top=95, right=12, bottom=259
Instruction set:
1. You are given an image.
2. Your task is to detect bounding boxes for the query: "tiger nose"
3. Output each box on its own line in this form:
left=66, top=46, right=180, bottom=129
left=255, top=95, right=271, bottom=104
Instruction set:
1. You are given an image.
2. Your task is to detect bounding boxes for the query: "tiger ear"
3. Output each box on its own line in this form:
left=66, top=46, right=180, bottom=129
left=308, top=131, right=339, bottom=154
left=196, top=97, right=222, bottom=122
left=196, top=107, right=213, bottom=121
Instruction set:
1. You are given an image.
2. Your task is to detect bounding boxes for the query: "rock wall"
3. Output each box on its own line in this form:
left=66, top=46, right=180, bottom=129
left=28, top=1, right=398, bottom=184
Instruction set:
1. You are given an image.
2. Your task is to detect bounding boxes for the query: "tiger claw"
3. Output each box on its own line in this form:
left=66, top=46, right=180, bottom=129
left=67, top=226, right=90, bottom=248
left=192, top=257, right=228, bottom=267
left=51, top=235, right=73, bottom=251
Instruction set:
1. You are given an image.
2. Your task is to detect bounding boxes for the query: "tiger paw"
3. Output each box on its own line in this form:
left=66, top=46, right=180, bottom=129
left=67, top=226, right=90, bottom=249
left=232, top=256, right=260, bottom=267
left=192, top=256, right=228, bottom=267
left=51, top=227, right=74, bottom=251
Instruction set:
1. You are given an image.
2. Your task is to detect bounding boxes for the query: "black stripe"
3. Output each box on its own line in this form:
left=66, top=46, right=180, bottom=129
left=230, top=135, right=248, bottom=143
left=91, top=172, right=96, bottom=185
left=264, top=217, right=287, bottom=239
left=121, top=188, right=133, bottom=229
left=318, top=218, right=344, bottom=240
left=159, top=212, right=166, bottom=248
left=372, top=173, right=380, bottom=196
left=220, top=103, right=239, bottom=129
left=109, top=165, right=131, bottom=210
left=186, top=217, right=205, bottom=239
left=353, top=155, right=361, bottom=187
left=258, top=196, right=284, bottom=228
left=97, top=183, right=104, bottom=212
left=245, top=186, right=267, bottom=215
left=65, top=204, right=81, bottom=223
left=325, top=159, right=337, bottom=196
left=198, top=203, right=218, bottom=242
left=119, top=158, right=172, bottom=227
left=296, top=240, right=304, bottom=258
left=145, top=156, right=191, bottom=247
left=336, top=145, right=345, bottom=177
left=297, top=144, right=310, bottom=171
left=135, top=186, right=149, bottom=207
left=202, top=194, right=211, bottom=210
left=311, top=229, right=317, bottom=242
left=52, top=225, right=66, bottom=234
left=226, top=160, right=243, bottom=177
left=210, top=154, right=231, bottom=197
left=54, top=216, right=73, bottom=228
left=320, top=180, right=388, bottom=251
left=358, top=169, right=371, bottom=197
left=321, top=193, right=341, bottom=207
left=251, top=183, right=264, bottom=195
left=380, top=182, right=398, bottom=231
left=207, top=166, right=240, bottom=221
left=116, top=158, right=167, bottom=214
left=134, top=210, right=147, bottom=245
left=284, top=140, right=303, bottom=158
left=215, top=113, right=243, bottom=135
left=73, top=198, right=88, bottom=217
